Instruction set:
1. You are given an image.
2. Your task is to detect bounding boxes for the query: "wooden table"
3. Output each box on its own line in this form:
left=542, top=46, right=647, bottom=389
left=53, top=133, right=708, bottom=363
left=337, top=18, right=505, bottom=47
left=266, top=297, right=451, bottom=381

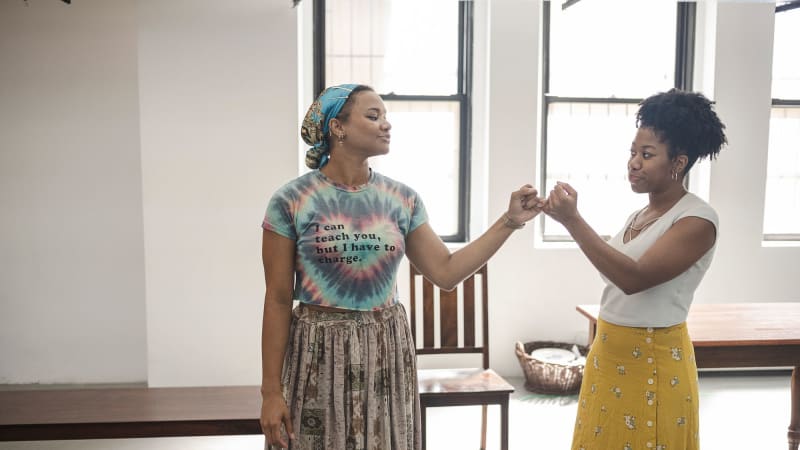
left=577, top=302, right=800, bottom=450
left=0, top=386, right=262, bottom=441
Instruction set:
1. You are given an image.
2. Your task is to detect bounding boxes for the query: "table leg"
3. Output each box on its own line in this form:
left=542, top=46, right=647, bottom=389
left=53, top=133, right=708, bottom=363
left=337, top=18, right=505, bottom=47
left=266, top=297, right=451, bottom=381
left=790, top=366, right=799, bottom=450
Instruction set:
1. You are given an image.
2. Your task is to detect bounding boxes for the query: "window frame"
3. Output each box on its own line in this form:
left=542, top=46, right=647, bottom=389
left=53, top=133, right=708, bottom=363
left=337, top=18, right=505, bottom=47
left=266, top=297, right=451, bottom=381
left=539, top=1, right=696, bottom=242
left=312, top=0, right=474, bottom=242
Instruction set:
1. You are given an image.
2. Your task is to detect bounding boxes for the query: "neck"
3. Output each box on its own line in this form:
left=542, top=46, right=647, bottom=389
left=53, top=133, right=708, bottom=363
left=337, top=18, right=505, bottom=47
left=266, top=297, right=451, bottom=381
left=647, top=183, right=687, bottom=214
left=320, top=150, right=370, bottom=186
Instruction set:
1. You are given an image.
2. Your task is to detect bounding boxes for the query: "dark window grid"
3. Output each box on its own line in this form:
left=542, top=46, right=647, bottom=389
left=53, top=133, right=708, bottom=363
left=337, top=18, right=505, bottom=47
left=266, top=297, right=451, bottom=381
left=313, top=0, right=474, bottom=242
left=776, top=1, right=800, bottom=13
left=539, top=1, right=696, bottom=242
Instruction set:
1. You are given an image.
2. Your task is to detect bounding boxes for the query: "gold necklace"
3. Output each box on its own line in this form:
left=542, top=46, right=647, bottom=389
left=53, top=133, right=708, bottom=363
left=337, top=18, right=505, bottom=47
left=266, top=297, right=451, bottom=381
left=626, top=208, right=662, bottom=241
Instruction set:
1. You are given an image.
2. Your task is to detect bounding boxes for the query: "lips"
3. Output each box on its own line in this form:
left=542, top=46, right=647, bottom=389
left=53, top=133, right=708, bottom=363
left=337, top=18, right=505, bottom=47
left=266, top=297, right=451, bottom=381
left=628, top=175, right=641, bottom=183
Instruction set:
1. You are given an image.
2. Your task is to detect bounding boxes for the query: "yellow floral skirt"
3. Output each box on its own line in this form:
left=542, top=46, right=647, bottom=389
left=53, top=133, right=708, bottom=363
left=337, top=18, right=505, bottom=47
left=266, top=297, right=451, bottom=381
left=571, top=318, right=699, bottom=450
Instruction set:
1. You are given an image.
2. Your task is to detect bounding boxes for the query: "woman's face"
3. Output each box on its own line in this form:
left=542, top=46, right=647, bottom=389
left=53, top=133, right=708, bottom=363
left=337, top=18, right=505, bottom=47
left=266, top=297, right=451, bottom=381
left=627, top=126, right=674, bottom=194
left=339, top=90, right=392, bottom=157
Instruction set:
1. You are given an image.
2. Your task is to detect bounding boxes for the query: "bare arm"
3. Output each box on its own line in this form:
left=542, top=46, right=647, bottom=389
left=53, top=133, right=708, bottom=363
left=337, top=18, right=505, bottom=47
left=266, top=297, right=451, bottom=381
left=405, top=184, right=543, bottom=290
left=260, top=229, right=296, bottom=447
left=545, top=182, right=716, bottom=294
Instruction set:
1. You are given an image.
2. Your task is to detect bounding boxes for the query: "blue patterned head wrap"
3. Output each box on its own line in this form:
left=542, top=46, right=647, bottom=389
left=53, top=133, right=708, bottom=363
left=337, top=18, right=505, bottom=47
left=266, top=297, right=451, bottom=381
left=301, top=84, right=360, bottom=169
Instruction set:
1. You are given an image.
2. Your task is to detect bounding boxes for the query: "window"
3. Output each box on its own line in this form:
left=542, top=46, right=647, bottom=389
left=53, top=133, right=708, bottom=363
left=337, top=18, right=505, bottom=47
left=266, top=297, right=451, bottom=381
left=315, top=0, right=473, bottom=241
left=763, top=4, right=800, bottom=239
left=541, top=1, right=696, bottom=240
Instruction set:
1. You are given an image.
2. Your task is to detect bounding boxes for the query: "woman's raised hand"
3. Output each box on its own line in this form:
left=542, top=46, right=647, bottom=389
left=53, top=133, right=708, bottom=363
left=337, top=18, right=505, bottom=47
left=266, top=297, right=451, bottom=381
left=506, top=184, right=546, bottom=225
left=543, top=181, right=580, bottom=225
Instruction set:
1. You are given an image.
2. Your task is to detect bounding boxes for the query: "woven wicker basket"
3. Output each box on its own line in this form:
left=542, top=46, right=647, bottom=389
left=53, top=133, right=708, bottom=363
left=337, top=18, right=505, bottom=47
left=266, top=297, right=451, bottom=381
left=514, top=340, right=589, bottom=395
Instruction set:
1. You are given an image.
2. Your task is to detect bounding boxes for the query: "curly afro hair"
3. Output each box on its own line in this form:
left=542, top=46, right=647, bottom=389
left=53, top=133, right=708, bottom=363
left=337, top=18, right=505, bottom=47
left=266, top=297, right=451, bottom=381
left=636, top=88, right=727, bottom=175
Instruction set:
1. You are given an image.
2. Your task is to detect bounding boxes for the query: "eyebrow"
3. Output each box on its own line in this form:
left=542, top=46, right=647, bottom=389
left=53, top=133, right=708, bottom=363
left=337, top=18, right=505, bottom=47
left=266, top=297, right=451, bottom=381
left=631, top=142, right=658, bottom=150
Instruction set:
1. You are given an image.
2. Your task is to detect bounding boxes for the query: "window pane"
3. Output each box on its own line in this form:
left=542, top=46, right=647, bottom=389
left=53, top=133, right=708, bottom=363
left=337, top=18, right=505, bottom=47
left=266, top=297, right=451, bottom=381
left=763, top=7, right=800, bottom=238
left=544, top=102, right=645, bottom=238
left=763, top=107, right=800, bottom=235
left=370, top=101, right=461, bottom=236
left=549, top=1, right=676, bottom=98
left=771, top=8, right=800, bottom=99
left=326, top=0, right=459, bottom=95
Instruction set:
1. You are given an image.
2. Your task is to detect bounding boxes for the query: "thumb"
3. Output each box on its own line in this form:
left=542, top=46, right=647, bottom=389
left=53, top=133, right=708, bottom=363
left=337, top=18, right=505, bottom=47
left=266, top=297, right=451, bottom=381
left=556, top=181, right=577, bottom=197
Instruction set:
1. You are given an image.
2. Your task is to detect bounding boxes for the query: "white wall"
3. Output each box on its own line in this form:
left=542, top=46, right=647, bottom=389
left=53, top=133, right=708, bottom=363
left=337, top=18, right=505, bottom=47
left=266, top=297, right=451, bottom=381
left=702, top=3, right=799, bottom=301
left=0, top=1, right=796, bottom=385
left=0, top=0, right=146, bottom=384
left=137, top=0, right=298, bottom=387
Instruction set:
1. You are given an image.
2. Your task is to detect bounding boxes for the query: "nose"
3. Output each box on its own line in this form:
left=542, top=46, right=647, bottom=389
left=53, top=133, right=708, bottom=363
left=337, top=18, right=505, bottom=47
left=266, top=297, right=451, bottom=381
left=629, top=154, right=641, bottom=171
left=382, top=118, right=391, bottom=131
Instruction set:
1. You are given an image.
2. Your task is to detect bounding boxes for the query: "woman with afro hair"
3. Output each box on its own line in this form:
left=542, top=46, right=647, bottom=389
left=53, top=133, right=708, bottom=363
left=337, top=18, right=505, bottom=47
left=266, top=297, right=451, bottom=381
left=544, top=88, right=727, bottom=450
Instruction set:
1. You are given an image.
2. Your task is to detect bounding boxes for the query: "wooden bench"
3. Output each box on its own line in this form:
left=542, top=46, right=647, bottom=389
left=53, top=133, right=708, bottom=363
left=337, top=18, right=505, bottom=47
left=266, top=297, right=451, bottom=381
left=576, top=302, right=800, bottom=450
left=0, top=385, right=262, bottom=441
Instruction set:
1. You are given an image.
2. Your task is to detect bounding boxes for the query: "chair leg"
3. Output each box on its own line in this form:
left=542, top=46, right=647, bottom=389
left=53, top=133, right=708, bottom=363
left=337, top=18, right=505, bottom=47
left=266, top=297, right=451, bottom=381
left=480, top=404, right=488, bottom=450
left=500, top=398, right=510, bottom=450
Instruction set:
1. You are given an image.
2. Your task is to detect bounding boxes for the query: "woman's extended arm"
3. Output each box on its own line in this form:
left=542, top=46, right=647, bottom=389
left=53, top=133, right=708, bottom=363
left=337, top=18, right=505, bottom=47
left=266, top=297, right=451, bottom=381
left=405, top=184, right=543, bottom=290
left=545, top=182, right=716, bottom=294
left=260, top=230, right=296, bottom=448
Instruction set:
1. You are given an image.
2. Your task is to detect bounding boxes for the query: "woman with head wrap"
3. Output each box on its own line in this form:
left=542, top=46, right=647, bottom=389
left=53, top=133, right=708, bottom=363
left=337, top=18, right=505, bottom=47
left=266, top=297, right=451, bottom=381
left=543, top=89, right=727, bottom=450
left=259, top=84, right=544, bottom=449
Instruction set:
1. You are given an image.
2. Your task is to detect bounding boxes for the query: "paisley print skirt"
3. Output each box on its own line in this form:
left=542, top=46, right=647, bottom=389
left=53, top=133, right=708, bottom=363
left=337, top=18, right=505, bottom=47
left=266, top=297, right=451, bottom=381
left=571, top=318, right=699, bottom=450
left=267, top=303, right=420, bottom=450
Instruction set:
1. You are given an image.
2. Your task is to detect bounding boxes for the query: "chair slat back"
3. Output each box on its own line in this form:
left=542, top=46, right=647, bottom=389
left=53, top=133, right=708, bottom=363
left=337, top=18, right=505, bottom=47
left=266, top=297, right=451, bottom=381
left=409, top=264, right=489, bottom=369
left=439, top=287, right=458, bottom=347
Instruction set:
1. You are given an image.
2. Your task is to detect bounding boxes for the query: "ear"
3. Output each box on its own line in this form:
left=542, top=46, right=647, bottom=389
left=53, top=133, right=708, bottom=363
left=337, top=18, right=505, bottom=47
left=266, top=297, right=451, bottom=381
left=329, top=118, right=344, bottom=136
left=674, top=154, right=688, bottom=174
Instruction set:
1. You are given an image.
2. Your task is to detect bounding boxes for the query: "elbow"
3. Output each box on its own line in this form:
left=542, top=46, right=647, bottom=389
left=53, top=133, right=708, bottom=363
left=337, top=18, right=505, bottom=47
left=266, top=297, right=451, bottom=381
left=618, top=278, right=654, bottom=296
left=614, top=265, right=657, bottom=296
left=438, top=282, right=458, bottom=292
left=620, top=285, right=643, bottom=296
left=423, top=273, right=459, bottom=292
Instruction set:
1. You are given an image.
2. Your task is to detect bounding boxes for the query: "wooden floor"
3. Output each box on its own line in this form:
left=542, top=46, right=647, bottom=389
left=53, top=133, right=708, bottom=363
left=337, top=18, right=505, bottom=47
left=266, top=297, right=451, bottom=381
left=0, top=371, right=791, bottom=450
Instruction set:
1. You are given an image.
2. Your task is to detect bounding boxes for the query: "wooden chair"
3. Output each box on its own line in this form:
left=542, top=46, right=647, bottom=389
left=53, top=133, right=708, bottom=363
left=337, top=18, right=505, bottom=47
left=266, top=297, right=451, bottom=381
left=409, top=263, right=514, bottom=450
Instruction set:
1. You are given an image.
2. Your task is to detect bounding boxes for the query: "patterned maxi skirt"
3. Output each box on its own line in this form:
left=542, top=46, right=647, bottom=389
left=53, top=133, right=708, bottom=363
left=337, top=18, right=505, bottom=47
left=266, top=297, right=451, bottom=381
left=267, top=303, right=421, bottom=450
left=571, top=318, right=700, bottom=450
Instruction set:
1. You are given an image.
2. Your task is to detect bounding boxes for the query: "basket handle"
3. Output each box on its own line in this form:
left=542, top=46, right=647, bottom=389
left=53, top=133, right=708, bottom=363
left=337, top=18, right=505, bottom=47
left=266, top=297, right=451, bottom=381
left=514, top=341, right=527, bottom=358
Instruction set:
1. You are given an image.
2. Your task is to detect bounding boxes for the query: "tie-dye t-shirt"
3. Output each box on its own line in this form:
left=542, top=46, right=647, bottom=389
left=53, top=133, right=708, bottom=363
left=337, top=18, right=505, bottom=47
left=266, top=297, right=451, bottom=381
left=262, top=169, right=428, bottom=311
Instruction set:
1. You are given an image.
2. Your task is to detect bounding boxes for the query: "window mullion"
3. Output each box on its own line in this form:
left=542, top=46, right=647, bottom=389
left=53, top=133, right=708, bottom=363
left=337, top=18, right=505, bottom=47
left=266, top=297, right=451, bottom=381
left=675, top=1, right=696, bottom=91
left=313, top=0, right=326, bottom=97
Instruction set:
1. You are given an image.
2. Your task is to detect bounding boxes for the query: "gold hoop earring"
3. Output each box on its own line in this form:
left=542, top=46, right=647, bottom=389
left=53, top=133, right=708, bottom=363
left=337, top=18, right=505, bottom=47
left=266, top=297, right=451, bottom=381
left=672, top=170, right=679, bottom=181
left=338, top=133, right=345, bottom=143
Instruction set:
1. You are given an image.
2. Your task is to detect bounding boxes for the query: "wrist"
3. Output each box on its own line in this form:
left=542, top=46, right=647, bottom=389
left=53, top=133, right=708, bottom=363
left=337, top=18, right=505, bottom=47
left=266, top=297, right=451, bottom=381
left=560, top=213, right=582, bottom=230
left=502, top=213, right=525, bottom=230
left=260, top=385, right=283, bottom=396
